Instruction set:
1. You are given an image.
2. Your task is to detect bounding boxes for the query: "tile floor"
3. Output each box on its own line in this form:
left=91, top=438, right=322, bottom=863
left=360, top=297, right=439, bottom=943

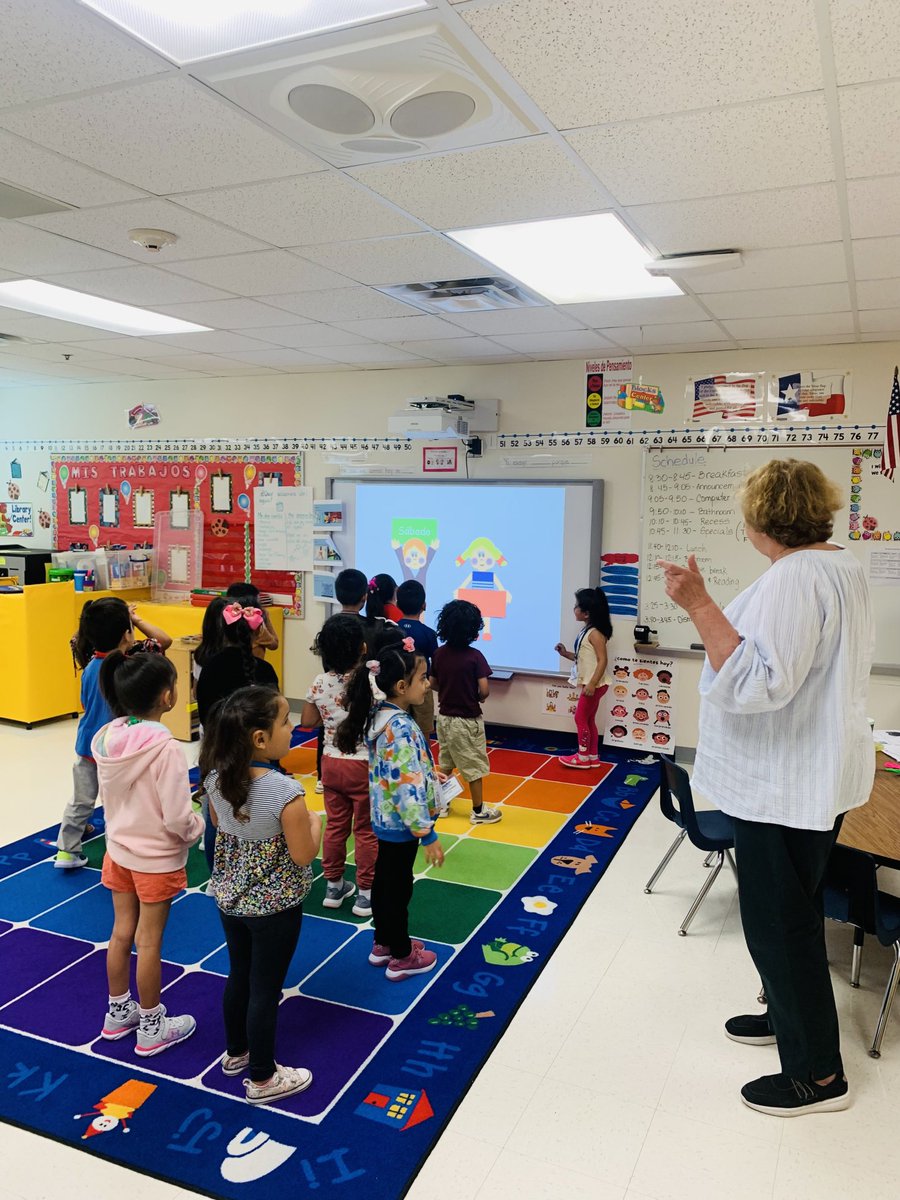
left=4, top=715, right=899, bottom=1200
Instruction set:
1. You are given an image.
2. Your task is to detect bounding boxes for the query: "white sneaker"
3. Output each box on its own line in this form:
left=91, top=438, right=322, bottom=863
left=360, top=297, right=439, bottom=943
left=54, top=851, right=87, bottom=869
left=470, top=804, right=502, bottom=825
left=244, top=1065, right=313, bottom=1105
left=315, top=780, right=324, bottom=794
left=437, top=802, right=451, bottom=818
left=222, top=1051, right=250, bottom=1076
left=135, top=1008, right=196, bottom=1057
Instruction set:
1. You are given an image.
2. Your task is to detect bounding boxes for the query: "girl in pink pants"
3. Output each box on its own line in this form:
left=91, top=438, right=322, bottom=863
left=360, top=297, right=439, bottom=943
left=555, top=588, right=612, bottom=768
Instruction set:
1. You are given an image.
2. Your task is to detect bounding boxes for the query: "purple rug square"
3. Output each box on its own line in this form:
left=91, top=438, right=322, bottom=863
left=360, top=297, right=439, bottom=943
left=202, top=994, right=391, bottom=1117
left=92, top=970, right=225, bottom=1079
left=1, top=949, right=182, bottom=1045
left=0, top=920, right=11, bottom=937
left=0, top=928, right=92, bottom=1009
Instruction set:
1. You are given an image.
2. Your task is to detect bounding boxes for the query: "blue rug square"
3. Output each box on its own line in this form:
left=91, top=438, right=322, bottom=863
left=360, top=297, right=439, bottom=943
left=301, top=929, right=455, bottom=1016
left=0, top=862, right=100, bottom=923
left=31, top=880, right=115, bottom=941
left=160, top=893, right=226, bottom=966
left=201, top=912, right=356, bottom=989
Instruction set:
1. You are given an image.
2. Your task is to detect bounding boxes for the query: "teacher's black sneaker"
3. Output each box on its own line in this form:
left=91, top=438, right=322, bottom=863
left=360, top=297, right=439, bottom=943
left=741, top=1072, right=849, bottom=1117
left=725, top=1013, right=777, bottom=1045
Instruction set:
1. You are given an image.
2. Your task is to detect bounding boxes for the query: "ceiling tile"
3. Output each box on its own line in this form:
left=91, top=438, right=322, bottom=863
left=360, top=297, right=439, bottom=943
left=0, top=313, right=128, bottom=341
left=721, top=312, right=855, bottom=339
left=0, top=0, right=166, bottom=108
left=150, top=330, right=276, bottom=354
left=736, top=334, right=857, bottom=348
left=858, top=308, right=900, bottom=333
left=627, top=184, right=842, bottom=253
left=0, top=353, right=134, bottom=381
left=332, top=315, right=471, bottom=341
left=349, top=138, right=603, bottom=229
left=559, top=295, right=706, bottom=327
left=853, top=239, right=900, bottom=281
left=247, top=323, right=373, bottom=349
left=0, top=340, right=108, bottom=363
left=700, top=283, right=852, bottom=320
left=174, top=173, right=419, bottom=247
left=43, top=265, right=233, bottom=305
left=840, top=82, right=900, bottom=178
left=847, top=176, right=900, bottom=240
left=297, top=235, right=489, bottom=286
left=567, top=95, right=832, bottom=206
left=308, top=344, right=437, bottom=365
left=678, top=244, right=848, bottom=293
left=488, top=330, right=617, bottom=354
left=633, top=341, right=739, bottom=355
left=393, top=337, right=516, bottom=360
left=53, top=354, right=207, bottom=378
left=218, top=348, right=336, bottom=369
left=153, top=298, right=309, bottom=329
left=445, top=306, right=587, bottom=334
left=463, top=0, right=821, bottom=127
left=0, top=223, right=130, bottom=275
left=831, top=0, right=900, bottom=85
left=0, top=77, right=320, bottom=194
left=0, top=129, right=144, bottom=208
left=149, top=354, right=279, bottom=375
left=856, top=278, right=900, bottom=308
left=257, top=287, right=419, bottom=322
left=600, top=321, right=730, bottom=347
left=23, top=198, right=266, bottom=262
left=163, top=250, right=352, bottom=296
left=84, top=335, right=223, bottom=358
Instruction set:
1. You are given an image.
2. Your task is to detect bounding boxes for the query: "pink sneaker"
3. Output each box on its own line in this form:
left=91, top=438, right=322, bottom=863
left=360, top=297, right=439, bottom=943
left=386, top=945, right=438, bottom=981
left=559, top=754, right=595, bottom=769
left=369, top=939, right=424, bottom=966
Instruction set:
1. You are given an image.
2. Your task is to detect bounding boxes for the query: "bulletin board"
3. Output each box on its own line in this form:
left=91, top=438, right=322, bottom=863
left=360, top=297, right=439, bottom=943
left=52, top=454, right=303, bottom=610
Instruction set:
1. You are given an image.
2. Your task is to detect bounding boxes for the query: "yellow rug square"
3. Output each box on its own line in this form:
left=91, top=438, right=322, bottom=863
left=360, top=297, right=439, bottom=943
left=468, top=804, right=568, bottom=848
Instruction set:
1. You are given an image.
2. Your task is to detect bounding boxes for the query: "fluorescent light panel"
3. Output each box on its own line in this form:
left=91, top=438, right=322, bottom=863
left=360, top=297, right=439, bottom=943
left=79, top=0, right=430, bottom=64
left=0, top=280, right=211, bottom=336
left=447, top=213, right=683, bottom=305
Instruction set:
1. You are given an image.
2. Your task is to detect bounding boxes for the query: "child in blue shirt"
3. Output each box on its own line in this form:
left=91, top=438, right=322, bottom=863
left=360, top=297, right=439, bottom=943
left=55, top=598, right=171, bottom=869
left=396, top=580, right=438, bottom=737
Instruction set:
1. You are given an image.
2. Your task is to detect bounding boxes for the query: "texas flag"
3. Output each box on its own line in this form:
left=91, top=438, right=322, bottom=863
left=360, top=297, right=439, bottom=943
left=776, top=371, right=847, bottom=418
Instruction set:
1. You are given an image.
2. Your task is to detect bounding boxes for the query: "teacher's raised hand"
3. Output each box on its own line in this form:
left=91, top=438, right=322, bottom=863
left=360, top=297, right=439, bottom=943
left=656, top=554, right=710, bottom=614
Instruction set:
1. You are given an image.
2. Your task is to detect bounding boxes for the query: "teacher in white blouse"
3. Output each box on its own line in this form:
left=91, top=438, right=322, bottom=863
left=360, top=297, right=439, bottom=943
left=659, top=458, right=874, bottom=1119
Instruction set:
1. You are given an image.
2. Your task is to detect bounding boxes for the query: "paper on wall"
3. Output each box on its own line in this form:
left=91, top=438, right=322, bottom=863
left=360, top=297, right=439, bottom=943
left=604, top=653, right=676, bottom=752
left=542, top=682, right=578, bottom=717
left=254, top=485, right=313, bottom=572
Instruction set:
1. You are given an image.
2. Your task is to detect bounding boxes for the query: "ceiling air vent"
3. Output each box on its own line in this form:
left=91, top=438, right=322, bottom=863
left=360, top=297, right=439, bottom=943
left=196, top=14, right=536, bottom=167
left=377, top=276, right=544, bottom=314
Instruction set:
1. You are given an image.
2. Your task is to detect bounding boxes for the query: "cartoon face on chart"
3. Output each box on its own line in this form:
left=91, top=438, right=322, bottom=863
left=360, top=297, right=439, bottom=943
left=652, top=731, right=671, bottom=745
left=613, top=684, right=628, bottom=698
left=633, top=668, right=653, bottom=681
left=610, top=704, right=628, bottom=719
left=632, top=727, right=647, bottom=742
left=633, top=707, right=649, bottom=723
left=613, top=666, right=630, bottom=679
left=657, top=670, right=672, bottom=684
left=609, top=724, right=627, bottom=738
left=655, top=710, right=671, bottom=725
left=633, top=687, right=650, bottom=701
left=657, top=689, right=669, bottom=704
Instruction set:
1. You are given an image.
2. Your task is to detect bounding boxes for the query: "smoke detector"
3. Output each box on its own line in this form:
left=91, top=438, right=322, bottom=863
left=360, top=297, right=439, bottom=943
left=128, top=228, right=178, bottom=253
left=378, top=276, right=544, bottom=314
left=196, top=13, right=536, bottom=167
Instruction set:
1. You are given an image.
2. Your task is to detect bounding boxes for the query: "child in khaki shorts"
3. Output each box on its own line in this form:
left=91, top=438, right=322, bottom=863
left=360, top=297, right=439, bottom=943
left=430, top=600, right=502, bottom=825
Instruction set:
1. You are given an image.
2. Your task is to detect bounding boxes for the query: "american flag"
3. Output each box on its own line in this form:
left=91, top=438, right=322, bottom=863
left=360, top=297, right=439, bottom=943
left=883, top=366, right=900, bottom=481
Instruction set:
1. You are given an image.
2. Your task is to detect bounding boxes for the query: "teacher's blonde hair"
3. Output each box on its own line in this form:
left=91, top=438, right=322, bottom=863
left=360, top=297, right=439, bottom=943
left=738, top=458, right=843, bottom=548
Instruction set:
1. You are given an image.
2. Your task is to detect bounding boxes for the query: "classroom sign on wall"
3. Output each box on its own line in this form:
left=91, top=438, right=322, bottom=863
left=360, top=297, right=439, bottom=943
left=604, top=653, right=676, bottom=753
left=52, top=454, right=303, bottom=609
left=0, top=501, right=33, bottom=537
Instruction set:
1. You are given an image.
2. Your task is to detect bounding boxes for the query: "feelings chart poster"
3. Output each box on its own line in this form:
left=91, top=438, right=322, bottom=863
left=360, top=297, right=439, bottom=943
left=604, top=653, right=676, bottom=753
left=52, top=454, right=302, bottom=608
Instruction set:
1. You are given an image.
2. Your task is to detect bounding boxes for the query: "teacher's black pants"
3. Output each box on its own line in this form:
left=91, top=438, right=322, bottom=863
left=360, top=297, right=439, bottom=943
left=733, top=815, right=844, bottom=1081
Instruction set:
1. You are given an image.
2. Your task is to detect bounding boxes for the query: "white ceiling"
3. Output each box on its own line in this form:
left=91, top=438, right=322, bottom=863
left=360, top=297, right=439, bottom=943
left=1, top=0, right=899, bottom=385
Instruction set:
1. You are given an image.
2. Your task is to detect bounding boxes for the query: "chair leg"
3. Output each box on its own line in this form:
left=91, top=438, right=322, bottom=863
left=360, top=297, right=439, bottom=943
left=644, top=829, right=687, bottom=895
left=678, top=851, right=724, bottom=936
left=850, top=927, right=865, bottom=989
left=702, top=851, right=716, bottom=868
left=725, top=847, right=738, bottom=883
left=869, top=942, right=900, bottom=1059
left=758, top=984, right=767, bottom=1005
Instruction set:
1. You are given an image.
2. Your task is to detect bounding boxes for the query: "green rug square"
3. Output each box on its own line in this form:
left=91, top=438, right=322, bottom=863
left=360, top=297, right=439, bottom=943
left=429, top=839, right=536, bottom=891
left=307, top=864, right=368, bottom=925
left=409, top=876, right=501, bottom=945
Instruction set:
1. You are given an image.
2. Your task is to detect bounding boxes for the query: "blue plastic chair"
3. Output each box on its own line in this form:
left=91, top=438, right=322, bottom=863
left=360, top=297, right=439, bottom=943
left=644, top=756, right=737, bottom=936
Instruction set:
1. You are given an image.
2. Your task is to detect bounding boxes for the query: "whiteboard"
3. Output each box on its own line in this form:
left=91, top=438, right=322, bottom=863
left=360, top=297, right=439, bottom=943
left=640, top=445, right=900, bottom=665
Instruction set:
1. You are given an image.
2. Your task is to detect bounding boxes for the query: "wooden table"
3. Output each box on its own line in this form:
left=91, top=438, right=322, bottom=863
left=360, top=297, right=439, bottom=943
left=838, top=753, right=900, bottom=867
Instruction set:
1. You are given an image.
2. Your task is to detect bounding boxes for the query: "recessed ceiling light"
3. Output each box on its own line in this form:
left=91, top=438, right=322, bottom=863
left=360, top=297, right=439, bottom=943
left=0, top=280, right=211, bottom=336
left=78, top=0, right=431, bottom=65
left=447, top=213, right=683, bottom=305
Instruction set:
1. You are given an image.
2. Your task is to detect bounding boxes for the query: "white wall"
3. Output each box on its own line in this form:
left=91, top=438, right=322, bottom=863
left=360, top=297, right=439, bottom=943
left=4, top=340, right=900, bottom=746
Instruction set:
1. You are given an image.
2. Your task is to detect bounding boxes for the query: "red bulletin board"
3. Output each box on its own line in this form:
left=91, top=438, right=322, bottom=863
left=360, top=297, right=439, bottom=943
left=51, top=454, right=303, bottom=609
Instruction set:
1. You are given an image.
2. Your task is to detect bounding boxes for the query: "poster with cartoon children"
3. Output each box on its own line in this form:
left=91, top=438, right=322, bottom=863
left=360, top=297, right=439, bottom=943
left=454, top=536, right=512, bottom=642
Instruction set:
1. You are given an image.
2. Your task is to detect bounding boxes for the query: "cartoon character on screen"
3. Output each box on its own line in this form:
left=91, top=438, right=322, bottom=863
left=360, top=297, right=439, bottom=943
left=453, top=536, right=511, bottom=642
left=392, top=534, right=440, bottom=584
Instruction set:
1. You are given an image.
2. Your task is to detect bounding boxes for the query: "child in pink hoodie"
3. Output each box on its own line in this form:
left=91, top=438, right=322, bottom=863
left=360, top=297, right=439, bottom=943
left=93, top=645, right=205, bottom=1057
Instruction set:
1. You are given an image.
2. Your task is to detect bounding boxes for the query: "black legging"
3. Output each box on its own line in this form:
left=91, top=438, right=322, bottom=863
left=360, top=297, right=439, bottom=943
left=371, top=839, right=419, bottom=960
left=219, top=904, right=304, bottom=1082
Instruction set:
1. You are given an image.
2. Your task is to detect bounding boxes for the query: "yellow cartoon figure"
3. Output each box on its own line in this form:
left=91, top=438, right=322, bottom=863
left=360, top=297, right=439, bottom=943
left=391, top=518, right=439, bottom=585
left=74, top=1079, right=156, bottom=1139
left=454, top=536, right=512, bottom=642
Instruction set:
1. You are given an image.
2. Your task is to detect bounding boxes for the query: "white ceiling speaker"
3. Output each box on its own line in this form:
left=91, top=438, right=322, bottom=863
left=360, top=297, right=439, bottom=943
left=128, top=228, right=179, bottom=252
left=196, top=13, right=536, bottom=167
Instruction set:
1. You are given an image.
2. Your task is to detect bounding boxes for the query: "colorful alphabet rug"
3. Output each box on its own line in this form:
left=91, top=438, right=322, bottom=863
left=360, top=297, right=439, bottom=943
left=0, top=731, right=658, bottom=1199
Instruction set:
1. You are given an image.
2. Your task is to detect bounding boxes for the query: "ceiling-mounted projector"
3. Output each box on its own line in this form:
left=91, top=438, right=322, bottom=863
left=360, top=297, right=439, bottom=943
left=388, top=397, right=498, bottom=439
